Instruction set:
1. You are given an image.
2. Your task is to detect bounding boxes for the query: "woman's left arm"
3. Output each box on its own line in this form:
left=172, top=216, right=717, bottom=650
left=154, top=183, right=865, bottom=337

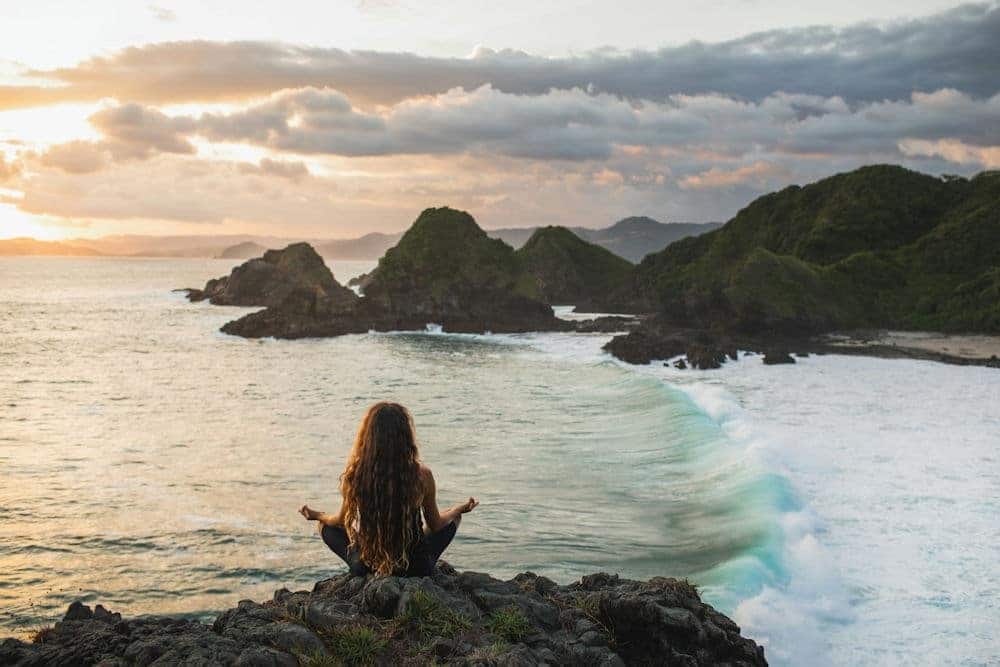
left=299, top=504, right=343, bottom=526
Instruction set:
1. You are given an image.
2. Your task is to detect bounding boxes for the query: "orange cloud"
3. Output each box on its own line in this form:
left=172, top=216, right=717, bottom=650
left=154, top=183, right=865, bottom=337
left=898, top=138, right=1000, bottom=169
left=678, top=161, right=788, bottom=190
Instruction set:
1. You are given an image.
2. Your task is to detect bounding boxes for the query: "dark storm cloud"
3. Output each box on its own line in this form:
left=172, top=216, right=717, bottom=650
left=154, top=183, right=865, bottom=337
left=2, top=2, right=997, bottom=110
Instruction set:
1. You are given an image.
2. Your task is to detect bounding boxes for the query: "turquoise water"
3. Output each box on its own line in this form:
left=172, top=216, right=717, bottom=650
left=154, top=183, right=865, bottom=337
left=0, top=257, right=787, bottom=637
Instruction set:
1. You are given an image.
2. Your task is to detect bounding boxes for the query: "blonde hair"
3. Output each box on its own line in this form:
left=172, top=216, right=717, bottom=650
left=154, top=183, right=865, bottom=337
left=340, top=402, right=423, bottom=575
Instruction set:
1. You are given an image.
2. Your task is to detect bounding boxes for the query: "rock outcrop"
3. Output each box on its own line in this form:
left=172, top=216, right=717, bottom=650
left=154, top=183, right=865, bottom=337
left=0, top=565, right=766, bottom=666
left=360, top=207, right=564, bottom=333
left=200, top=209, right=575, bottom=339
left=602, top=320, right=1000, bottom=370
left=185, top=242, right=357, bottom=310
left=602, top=322, right=739, bottom=369
left=762, top=351, right=796, bottom=365
left=515, top=226, right=634, bottom=312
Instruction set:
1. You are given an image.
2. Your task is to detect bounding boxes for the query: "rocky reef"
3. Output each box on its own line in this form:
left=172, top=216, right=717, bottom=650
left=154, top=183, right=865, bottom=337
left=602, top=318, right=1000, bottom=370
left=0, top=565, right=766, bottom=666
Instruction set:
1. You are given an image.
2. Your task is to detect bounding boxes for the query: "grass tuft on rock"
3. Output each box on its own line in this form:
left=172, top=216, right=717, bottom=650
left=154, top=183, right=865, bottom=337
left=487, top=606, right=533, bottom=642
left=327, top=626, right=387, bottom=666
left=467, top=639, right=510, bottom=661
left=400, top=589, right=471, bottom=640
left=297, top=649, right=341, bottom=667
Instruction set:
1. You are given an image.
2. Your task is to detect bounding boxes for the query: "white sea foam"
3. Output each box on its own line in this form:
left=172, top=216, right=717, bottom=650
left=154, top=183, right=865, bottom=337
left=652, top=353, right=1000, bottom=666
left=504, top=334, right=1000, bottom=665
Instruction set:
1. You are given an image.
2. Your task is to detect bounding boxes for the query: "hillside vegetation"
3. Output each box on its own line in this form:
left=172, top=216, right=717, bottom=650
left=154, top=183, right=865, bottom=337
left=516, top=226, right=633, bottom=310
left=629, top=165, right=1000, bottom=334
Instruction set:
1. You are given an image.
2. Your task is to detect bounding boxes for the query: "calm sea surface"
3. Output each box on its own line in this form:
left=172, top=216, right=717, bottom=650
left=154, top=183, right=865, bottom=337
left=1, top=257, right=998, bottom=666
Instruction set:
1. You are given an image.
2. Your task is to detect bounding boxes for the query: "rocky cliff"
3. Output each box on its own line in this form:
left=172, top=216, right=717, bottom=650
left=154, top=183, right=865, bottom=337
left=0, top=565, right=766, bottom=666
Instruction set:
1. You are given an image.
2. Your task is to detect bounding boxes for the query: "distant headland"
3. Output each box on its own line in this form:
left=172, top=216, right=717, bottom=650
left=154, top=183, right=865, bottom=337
left=0, top=218, right=719, bottom=264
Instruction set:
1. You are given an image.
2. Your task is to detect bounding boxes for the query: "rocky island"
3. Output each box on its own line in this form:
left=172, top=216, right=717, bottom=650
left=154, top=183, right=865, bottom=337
left=1, top=565, right=766, bottom=666
left=183, top=208, right=595, bottom=339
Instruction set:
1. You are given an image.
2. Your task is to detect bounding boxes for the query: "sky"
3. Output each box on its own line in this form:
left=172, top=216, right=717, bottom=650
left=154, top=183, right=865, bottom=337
left=0, top=0, right=997, bottom=240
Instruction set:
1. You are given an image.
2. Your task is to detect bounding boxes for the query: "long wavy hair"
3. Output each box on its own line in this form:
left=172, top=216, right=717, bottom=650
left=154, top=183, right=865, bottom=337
left=340, top=402, right=423, bottom=575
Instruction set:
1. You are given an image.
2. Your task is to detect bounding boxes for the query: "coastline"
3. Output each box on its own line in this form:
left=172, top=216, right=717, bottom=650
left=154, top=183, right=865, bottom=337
left=816, top=330, right=1000, bottom=366
left=601, top=321, right=1000, bottom=370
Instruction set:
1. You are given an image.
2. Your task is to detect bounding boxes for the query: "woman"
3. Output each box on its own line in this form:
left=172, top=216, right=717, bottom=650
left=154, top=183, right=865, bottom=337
left=299, top=402, right=478, bottom=577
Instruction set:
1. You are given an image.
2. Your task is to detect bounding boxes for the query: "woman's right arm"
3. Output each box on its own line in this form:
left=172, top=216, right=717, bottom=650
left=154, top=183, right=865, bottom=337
left=421, top=465, right=478, bottom=532
left=299, top=504, right=343, bottom=527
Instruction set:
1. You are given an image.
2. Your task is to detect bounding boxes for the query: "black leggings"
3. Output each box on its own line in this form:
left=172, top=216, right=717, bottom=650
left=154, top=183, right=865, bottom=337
left=320, top=521, right=458, bottom=577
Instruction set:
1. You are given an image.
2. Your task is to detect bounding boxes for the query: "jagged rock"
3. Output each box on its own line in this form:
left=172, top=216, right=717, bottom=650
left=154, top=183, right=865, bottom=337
left=686, top=343, right=728, bottom=370
left=603, top=322, right=741, bottom=370
left=674, top=358, right=688, bottom=370
left=1, top=568, right=766, bottom=666
left=602, top=330, right=689, bottom=365
left=763, top=351, right=796, bottom=365
left=184, top=242, right=357, bottom=310
left=574, top=316, right=641, bottom=333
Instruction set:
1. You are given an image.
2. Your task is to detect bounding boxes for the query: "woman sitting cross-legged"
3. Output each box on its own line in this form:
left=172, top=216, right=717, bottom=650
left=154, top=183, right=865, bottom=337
left=299, top=401, right=478, bottom=577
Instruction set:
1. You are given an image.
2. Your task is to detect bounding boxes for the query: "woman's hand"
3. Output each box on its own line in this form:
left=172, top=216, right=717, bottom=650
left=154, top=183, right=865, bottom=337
left=299, top=504, right=319, bottom=521
left=457, top=497, right=479, bottom=513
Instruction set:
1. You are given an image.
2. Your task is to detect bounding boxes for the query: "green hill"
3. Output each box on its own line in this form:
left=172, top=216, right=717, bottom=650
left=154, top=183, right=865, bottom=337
left=630, top=165, right=1000, bottom=334
left=362, top=207, right=558, bottom=330
left=516, top=226, right=633, bottom=310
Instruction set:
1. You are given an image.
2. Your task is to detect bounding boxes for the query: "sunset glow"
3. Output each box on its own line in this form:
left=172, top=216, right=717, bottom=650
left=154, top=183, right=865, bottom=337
left=0, top=1, right=997, bottom=240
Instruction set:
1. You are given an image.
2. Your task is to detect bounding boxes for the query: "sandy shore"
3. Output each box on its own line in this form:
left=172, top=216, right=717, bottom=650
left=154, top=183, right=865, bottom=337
left=821, top=331, right=1000, bottom=363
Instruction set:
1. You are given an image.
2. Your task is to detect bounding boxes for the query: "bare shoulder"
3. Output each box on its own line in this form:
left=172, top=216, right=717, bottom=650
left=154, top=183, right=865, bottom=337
left=418, top=464, right=436, bottom=491
left=418, top=463, right=434, bottom=482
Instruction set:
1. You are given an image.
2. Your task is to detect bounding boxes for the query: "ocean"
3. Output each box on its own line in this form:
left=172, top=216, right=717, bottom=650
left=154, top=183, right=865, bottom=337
left=1, top=257, right=998, bottom=665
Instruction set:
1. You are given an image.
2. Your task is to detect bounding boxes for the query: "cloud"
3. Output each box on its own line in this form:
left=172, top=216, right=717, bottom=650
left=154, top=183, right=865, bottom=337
left=0, top=153, right=21, bottom=182
left=238, top=157, right=310, bottom=181
left=35, top=103, right=197, bottom=173
left=48, top=86, right=1000, bottom=169
left=679, top=161, right=789, bottom=190
left=38, top=140, right=109, bottom=173
left=89, top=103, right=196, bottom=158
left=5, top=3, right=998, bottom=236
left=899, top=138, right=1000, bottom=168
left=3, top=3, right=997, bottom=110
left=148, top=5, right=177, bottom=22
